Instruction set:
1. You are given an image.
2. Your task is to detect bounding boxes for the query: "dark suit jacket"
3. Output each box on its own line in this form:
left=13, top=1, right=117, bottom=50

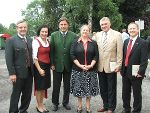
left=121, top=37, right=148, bottom=79
left=146, top=36, right=150, bottom=59
left=50, top=31, right=76, bottom=72
left=70, top=38, right=99, bottom=71
left=5, top=35, right=33, bottom=78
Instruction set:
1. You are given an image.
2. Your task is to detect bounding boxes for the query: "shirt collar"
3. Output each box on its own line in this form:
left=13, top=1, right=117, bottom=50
left=103, top=29, right=111, bottom=35
left=60, top=31, right=68, bottom=35
left=77, top=37, right=92, bottom=43
left=18, top=33, right=26, bottom=39
left=130, top=35, right=138, bottom=42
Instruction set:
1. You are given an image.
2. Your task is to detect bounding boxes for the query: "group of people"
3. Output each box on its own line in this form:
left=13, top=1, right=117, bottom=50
left=5, top=16, right=148, bottom=113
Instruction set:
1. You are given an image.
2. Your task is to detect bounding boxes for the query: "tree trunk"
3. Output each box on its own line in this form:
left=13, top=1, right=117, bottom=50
left=88, top=0, right=93, bottom=32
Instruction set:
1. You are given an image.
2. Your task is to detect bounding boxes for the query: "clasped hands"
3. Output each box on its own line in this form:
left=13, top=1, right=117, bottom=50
left=79, top=64, right=93, bottom=71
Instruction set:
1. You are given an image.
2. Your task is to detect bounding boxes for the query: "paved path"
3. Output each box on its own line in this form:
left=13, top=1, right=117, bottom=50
left=0, top=50, right=150, bottom=113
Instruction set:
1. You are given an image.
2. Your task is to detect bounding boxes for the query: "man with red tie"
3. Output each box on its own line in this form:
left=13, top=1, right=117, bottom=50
left=121, top=22, right=148, bottom=113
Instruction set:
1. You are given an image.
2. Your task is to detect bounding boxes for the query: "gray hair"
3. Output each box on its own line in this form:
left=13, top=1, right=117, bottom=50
left=99, top=17, right=111, bottom=24
left=16, top=20, right=27, bottom=26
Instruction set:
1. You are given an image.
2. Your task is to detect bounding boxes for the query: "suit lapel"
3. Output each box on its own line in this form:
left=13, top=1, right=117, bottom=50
left=129, top=37, right=140, bottom=57
left=124, top=39, right=129, bottom=56
left=97, top=32, right=103, bottom=50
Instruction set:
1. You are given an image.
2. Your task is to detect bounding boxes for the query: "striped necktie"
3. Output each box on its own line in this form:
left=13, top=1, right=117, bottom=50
left=103, top=32, right=107, bottom=50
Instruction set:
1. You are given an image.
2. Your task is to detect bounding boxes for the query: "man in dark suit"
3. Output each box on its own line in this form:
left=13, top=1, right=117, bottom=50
left=146, top=36, right=150, bottom=59
left=50, top=17, right=76, bottom=111
left=121, top=22, right=148, bottom=113
left=5, top=20, right=33, bottom=113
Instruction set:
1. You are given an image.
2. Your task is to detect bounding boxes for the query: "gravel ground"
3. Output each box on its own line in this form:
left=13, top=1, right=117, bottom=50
left=0, top=50, right=150, bottom=113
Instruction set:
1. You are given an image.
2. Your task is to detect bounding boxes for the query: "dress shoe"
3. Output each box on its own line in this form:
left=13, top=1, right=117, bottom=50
left=121, top=110, right=131, bottom=113
left=108, top=110, right=113, bottom=113
left=19, top=111, right=28, bottom=113
left=97, top=108, right=108, bottom=112
left=52, top=105, right=58, bottom=111
left=36, top=107, right=46, bottom=113
left=63, top=104, right=71, bottom=110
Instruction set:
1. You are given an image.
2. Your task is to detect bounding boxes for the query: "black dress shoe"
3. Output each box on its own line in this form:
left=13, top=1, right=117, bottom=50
left=63, top=104, right=71, bottom=110
left=52, top=105, right=58, bottom=111
left=19, top=111, right=28, bottom=113
left=121, top=110, right=131, bottom=113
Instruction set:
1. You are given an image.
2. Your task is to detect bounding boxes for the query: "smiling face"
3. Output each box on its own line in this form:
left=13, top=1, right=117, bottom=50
left=40, top=27, right=49, bottom=39
left=128, top=23, right=139, bottom=38
left=80, top=25, right=90, bottom=38
left=16, top=21, right=28, bottom=37
left=100, top=20, right=111, bottom=32
left=59, top=20, right=69, bottom=32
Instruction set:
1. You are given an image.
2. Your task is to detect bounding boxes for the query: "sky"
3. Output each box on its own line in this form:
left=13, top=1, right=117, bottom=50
left=0, top=0, right=32, bottom=28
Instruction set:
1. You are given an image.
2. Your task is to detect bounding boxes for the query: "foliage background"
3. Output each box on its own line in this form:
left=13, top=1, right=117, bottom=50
left=0, top=0, right=150, bottom=38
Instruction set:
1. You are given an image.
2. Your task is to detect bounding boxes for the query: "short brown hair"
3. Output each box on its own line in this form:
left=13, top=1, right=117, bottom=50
left=58, top=17, right=69, bottom=24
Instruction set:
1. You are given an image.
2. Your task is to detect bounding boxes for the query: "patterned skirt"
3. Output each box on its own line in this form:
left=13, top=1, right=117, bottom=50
left=70, top=69, right=99, bottom=97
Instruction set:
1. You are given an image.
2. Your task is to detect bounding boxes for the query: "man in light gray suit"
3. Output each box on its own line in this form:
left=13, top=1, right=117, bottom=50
left=94, top=17, right=123, bottom=113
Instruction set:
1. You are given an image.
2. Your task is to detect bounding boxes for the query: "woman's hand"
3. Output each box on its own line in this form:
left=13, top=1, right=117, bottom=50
left=39, top=69, right=45, bottom=76
left=85, top=65, right=93, bottom=70
left=79, top=65, right=88, bottom=71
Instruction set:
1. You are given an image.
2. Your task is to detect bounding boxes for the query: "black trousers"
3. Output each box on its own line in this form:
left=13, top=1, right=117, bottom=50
left=98, top=71, right=117, bottom=111
left=52, top=69, right=71, bottom=106
left=122, top=75, right=142, bottom=113
left=9, top=69, right=33, bottom=113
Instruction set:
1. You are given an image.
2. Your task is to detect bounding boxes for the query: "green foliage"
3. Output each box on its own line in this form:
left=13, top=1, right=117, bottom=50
left=22, top=0, right=48, bottom=36
left=119, top=0, right=150, bottom=37
left=0, top=23, right=16, bottom=36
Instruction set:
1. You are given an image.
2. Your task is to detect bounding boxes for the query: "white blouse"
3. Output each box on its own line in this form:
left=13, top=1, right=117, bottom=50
left=32, top=37, right=49, bottom=60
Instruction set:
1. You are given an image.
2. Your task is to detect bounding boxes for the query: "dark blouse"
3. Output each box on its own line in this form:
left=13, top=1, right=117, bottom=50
left=70, top=38, right=99, bottom=71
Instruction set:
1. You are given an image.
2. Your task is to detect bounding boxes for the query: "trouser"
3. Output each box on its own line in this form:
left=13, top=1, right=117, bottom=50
left=9, top=73, right=33, bottom=113
left=98, top=71, right=117, bottom=111
left=122, top=75, right=142, bottom=113
left=52, top=69, right=71, bottom=106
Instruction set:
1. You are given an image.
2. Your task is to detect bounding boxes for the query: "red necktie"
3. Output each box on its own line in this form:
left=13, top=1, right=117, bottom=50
left=125, top=39, right=133, bottom=66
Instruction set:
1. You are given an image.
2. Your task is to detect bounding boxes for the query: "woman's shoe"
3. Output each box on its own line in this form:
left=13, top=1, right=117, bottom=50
left=44, top=108, right=49, bottom=112
left=36, top=107, right=46, bottom=113
left=86, top=110, right=92, bottom=113
left=77, top=108, right=82, bottom=113
left=86, top=108, right=92, bottom=113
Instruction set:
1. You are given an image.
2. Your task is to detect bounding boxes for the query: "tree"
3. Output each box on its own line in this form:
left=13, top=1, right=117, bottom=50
left=22, top=0, right=124, bottom=34
left=119, top=0, right=150, bottom=37
left=65, top=0, right=123, bottom=32
left=22, top=0, right=48, bottom=36
left=42, top=0, right=66, bottom=32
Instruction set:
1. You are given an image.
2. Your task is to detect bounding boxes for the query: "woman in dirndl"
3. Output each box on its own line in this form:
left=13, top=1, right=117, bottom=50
left=70, top=24, right=99, bottom=113
left=32, top=25, right=51, bottom=113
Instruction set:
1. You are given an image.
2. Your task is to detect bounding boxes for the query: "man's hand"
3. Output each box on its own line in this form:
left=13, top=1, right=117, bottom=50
left=136, top=74, right=142, bottom=78
left=9, top=75, right=17, bottom=83
left=51, top=65, right=55, bottom=70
